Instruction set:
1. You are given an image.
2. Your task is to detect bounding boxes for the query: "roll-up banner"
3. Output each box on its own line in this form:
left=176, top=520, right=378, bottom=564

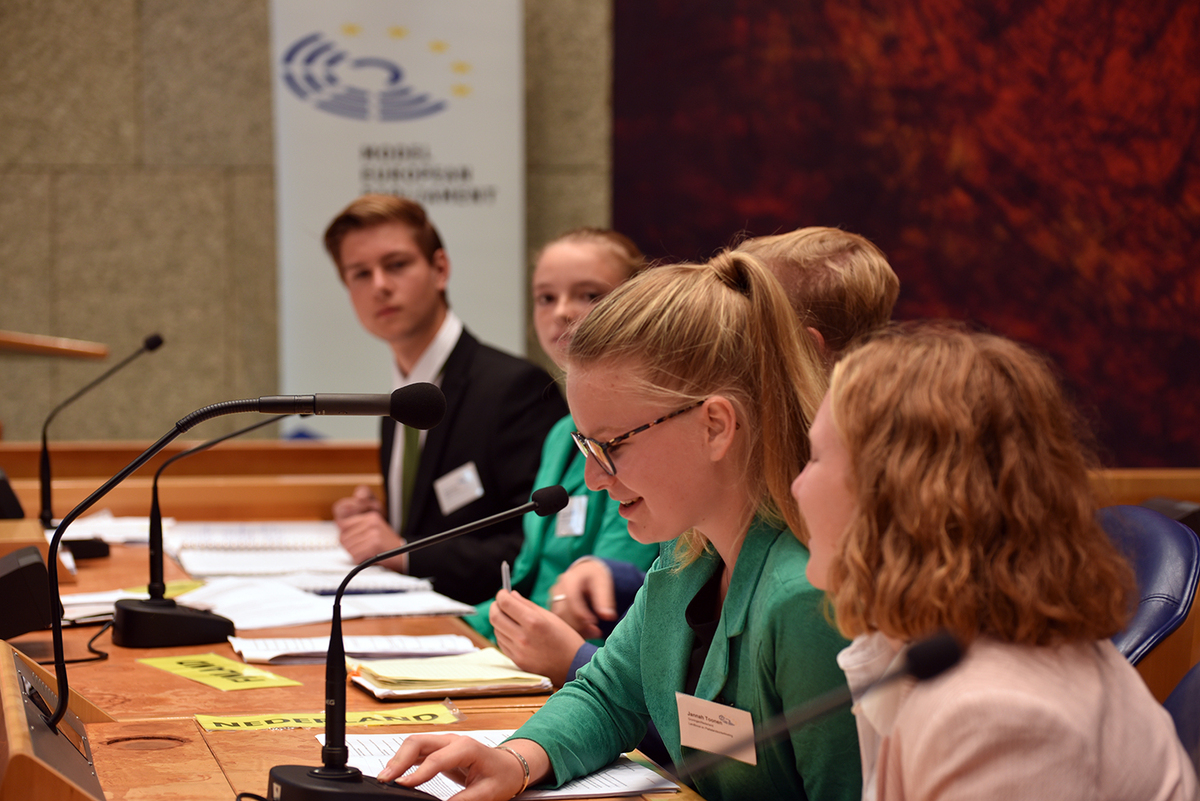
left=271, top=1, right=524, bottom=438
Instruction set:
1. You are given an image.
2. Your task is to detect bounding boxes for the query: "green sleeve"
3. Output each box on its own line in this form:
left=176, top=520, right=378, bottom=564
left=505, top=580, right=653, bottom=786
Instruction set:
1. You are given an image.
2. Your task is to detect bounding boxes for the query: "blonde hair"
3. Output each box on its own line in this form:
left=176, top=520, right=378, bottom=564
left=825, top=322, right=1133, bottom=646
left=739, top=227, right=898, bottom=356
left=537, top=227, right=648, bottom=282
left=567, top=251, right=828, bottom=562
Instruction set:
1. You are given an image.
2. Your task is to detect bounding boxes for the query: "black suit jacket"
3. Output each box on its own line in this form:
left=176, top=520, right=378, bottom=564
left=381, top=328, right=567, bottom=604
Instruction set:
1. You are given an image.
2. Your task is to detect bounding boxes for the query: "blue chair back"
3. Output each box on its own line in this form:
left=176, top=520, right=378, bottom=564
left=1101, top=505, right=1200, bottom=665
left=1164, top=660, right=1200, bottom=774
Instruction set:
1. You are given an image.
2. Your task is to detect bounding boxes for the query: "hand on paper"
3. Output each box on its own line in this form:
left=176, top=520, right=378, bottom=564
left=548, top=558, right=616, bottom=640
left=335, top=486, right=406, bottom=571
left=490, top=589, right=584, bottom=687
left=378, top=734, right=547, bottom=801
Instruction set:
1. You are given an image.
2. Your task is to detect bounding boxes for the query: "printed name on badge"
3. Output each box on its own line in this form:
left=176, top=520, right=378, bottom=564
left=676, top=692, right=757, bottom=765
left=555, top=495, right=588, bottom=537
left=434, top=461, right=485, bottom=515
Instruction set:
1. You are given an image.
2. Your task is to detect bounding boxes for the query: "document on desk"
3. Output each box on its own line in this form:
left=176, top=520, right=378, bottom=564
left=167, top=521, right=435, bottom=594
left=174, top=577, right=474, bottom=629
left=59, top=588, right=147, bottom=624
left=348, top=647, right=552, bottom=699
left=165, top=520, right=344, bottom=551
left=176, top=577, right=352, bottom=629
left=229, top=634, right=477, bottom=664
left=59, top=579, right=206, bottom=624
left=320, top=730, right=680, bottom=799
left=67, top=509, right=156, bottom=543
left=177, top=554, right=433, bottom=594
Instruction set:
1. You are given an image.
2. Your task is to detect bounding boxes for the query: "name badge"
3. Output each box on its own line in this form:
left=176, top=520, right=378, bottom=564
left=676, top=692, right=757, bottom=765
left=555, top=495, right=588, bottom=537
left=434, top=461, right=485, bottom=516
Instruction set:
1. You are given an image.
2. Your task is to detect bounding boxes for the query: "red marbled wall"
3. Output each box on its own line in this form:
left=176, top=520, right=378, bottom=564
left=613, top=0, right=1200, bottom=466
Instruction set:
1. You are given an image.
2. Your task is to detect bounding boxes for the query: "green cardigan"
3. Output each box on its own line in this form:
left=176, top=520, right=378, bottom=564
left=465, top=414, right=660, bottom=640
left=510, top=519, right=862, bottom=801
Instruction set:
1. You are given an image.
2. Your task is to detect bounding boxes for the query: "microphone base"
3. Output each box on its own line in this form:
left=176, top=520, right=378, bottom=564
left=111, top=598, right=235, bottom=648
left=268, top=764, right=439, bottom=799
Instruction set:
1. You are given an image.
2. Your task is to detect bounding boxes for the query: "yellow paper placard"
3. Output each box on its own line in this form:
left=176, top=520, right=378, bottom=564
left=122, top=579, right=206, bottom=598
left=137, top=653, right=302, bottom=691
left=196, top=701, right=464, bottom=731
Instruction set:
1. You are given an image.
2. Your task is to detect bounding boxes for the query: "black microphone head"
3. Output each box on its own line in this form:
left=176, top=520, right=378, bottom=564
left=143, top=333, right=164, bottom=351
left=390, top=383, right=446, bottom=430
left=531, top=485, right=569, bottom=517
left=905, top=630, right=963, bottom=681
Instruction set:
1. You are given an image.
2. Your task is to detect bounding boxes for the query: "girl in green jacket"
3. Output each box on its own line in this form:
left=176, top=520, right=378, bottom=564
left=379, top=250, right=861, bottom=801
left=466, top=228, right=660, bottom=684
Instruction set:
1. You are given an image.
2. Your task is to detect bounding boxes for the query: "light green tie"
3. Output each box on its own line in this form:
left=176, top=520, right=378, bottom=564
left=399, top=424, right=420, bottom=533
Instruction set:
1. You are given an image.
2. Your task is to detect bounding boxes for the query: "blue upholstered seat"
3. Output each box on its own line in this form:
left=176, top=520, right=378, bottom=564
left=1101, top=505, right=1200, bottom=665
left=1165, top=659, right=1200, bottom=774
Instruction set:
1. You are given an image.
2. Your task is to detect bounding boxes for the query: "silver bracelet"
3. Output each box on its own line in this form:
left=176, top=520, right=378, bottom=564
left=496, top=745, right=530, bottom=795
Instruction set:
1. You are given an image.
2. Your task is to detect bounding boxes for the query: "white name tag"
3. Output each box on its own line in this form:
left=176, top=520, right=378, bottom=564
left=676, top=692, right=757, bottom=765
left=433, top=461, right=485, bottom=516
left=555, top=495, right=588, bottom=537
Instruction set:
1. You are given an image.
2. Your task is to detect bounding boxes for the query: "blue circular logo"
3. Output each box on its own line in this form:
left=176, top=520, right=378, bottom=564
left=281, top=32, right=447, bottom=122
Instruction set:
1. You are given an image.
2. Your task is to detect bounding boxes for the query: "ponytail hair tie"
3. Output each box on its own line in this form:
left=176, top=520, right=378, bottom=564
left=709, top=251, right=753, bottom=296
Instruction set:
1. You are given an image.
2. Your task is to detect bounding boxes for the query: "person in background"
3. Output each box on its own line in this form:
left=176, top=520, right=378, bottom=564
left=463, top=229, right=660, bottom=685
left=793, top=321, right=1196, bottom=800
left=552, top=225, right=899, bottom=675
left=378, top=252, right=861, bottom=801
left=737, top=225, right=898, bottom=364
left=325, top=194, right=566, bottom=605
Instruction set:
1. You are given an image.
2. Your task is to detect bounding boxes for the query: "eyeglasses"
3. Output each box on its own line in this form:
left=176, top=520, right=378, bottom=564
left=570, top=400, right=705, bottom=476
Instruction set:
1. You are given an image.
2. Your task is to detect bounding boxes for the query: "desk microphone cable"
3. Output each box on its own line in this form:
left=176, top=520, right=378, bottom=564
left=36, top=620, right=113, bottom=666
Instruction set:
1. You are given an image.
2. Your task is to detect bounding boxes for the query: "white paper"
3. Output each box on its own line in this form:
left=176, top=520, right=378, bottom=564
left=317, top=730, right=679, bottom=799
left=275, top=570, right=432, bottom=595
left=165, top=520, right=342, bottom=554
left=60, top=509, right=158, bottom=544
left=174, top=577, right=351, bottom=629
left=173, top=578, right=472, bottom=630
left=343, top=592, right=474, bottom=618
left=59, top=588, right=149, bottom=623
left=229, top=634, right=476, bottom=664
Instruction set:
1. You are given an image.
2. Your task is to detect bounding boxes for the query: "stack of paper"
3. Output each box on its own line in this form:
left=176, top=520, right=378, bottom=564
left=68, top=509, right=156, bottom=544
left=165, top=521, right=342, bottom=553
left=230, top=634, right=477, bottom=664
left=349, top=647, right=552, bottom=699
left=164, top=521, right=433, bottom=595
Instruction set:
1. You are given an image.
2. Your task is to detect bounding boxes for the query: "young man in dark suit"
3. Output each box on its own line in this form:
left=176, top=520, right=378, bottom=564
left=325, top=194, right=567, bottom=604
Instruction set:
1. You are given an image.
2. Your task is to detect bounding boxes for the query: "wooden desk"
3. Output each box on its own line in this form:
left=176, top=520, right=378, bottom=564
left=86, top=712, right=701, bottom=801
left=5, top=545, right=691, bottom=800
left=9, top=545, right=544, bottom=720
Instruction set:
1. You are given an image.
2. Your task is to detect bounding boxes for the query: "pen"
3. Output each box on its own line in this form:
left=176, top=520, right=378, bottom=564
left=501, top=560, right=511, bottom=592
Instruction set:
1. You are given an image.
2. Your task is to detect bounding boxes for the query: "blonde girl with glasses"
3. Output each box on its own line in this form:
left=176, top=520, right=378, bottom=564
left=378, top=251, right=862, bottom=801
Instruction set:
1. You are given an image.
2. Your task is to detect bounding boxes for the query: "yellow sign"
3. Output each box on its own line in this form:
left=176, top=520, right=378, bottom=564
left=196, top=701, right=464, bottom=731
left=137, top=653, right=302, bottom=691
left=123, top=579, right=206, bottom=598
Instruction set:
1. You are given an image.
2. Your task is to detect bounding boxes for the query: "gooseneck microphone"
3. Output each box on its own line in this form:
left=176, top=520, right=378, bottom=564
left=110, top=414, right=293, bottom=649
left=268, top=485, right=570, bottom=800
left=672, top=630, right=963, bottom=784
left=41, top=384, right=446, bottom=731
left=38, top=333, right=165, bottom=528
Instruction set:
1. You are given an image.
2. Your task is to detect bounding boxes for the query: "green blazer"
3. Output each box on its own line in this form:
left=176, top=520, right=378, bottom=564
left=466, top=414, right=660, bottom=640
left=510, top=519, right=862, bottom=801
